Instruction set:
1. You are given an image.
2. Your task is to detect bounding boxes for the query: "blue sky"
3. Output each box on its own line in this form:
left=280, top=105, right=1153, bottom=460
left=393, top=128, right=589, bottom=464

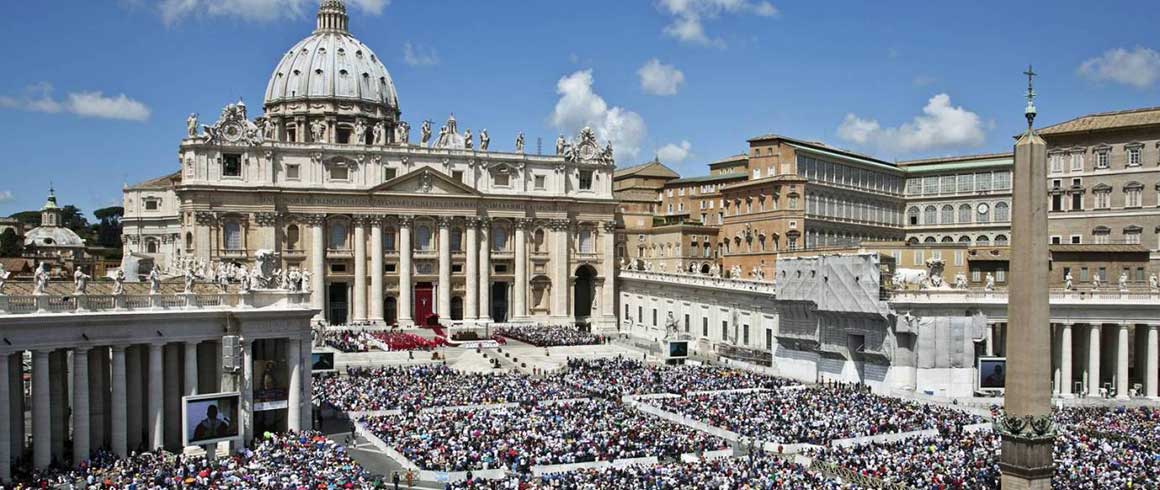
left=1, top=0, right=1158, bottom=218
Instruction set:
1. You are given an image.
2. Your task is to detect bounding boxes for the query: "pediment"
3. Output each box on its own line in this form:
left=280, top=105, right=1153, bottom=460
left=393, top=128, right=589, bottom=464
left=369, top=167, right=481, bottom=196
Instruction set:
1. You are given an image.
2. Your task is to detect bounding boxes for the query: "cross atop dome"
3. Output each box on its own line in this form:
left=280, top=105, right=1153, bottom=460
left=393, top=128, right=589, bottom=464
left=316, top=0, right=349, bottom=33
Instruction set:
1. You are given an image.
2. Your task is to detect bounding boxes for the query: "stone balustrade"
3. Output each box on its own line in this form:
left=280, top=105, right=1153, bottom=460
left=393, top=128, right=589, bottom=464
left=888, top=287, right=1160, bottom=304
left=619, top=270, right=777, bottom=295
left=0, top=290, right=312, bottom=315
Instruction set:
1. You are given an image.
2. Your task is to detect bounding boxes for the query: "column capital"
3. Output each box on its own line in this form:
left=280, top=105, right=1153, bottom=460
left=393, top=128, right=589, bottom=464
left=366, top=214, right=385, bottom=226
left=253, top=212, right=280, bottom=226
left=548, top=218, right=571, bottom=231
left=515, top=217, right=534, bottom=230
left=478, top=216, right=492, bottom=228
left=300, top=213, right=327, bottom=226
left=352, top=214, right=373, bottom=226
left=465, top=216, right=481, bottom=228
left=436, top=216, right=453, bottom=229
left=398, top=215, right=415, bottom=227
left=602, top=220, right=618, bottom=233
left=111, top=345, right=128, bottom=353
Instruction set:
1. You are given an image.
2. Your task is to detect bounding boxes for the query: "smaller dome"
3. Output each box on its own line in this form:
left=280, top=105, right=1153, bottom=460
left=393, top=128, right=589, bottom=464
left=24, top=226, right=85, bottom=248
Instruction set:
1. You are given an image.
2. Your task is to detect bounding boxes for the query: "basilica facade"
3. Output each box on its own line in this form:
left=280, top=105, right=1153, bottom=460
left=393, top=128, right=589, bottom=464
left=122, top=0, right=618, bottom=330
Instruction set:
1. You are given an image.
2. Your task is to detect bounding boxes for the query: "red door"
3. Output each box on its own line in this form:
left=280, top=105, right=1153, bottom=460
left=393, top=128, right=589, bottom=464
left=414, top=283, right=434, bottom=326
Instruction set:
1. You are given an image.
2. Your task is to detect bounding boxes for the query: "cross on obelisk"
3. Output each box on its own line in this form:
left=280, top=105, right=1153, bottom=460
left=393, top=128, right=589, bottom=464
left=997, top=65, right=1055, bottom=490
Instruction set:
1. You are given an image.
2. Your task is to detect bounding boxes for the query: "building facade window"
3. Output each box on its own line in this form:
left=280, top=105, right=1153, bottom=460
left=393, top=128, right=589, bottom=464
left=1096, top=149, right=1110, bottom=169
left=579, top=170, right=594, bottom=190
left=924, top=206, right=937, bottom=225
left=224, top=220, right=243, bottom=250
left=941, top=205, right=954, bottom=224
left=958, top=204, right=972, bottom=224
left=994, top=202, right=1009, bottom=222
left=1128, top=147, right=1142, bottom=167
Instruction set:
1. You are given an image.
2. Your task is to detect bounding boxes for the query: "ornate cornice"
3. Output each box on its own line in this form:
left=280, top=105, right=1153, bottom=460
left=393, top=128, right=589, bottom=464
left=254, top=212, right=280, bottom=226
left=194, top=211, right=218, bottom=225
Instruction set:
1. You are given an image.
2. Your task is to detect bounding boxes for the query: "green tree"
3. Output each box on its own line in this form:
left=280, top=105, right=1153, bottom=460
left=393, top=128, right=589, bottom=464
left=0, top=229, right=20, bottom=257
left=9, top=211, right=40, bottom=227
left=93, top=206, right=124, bottom=249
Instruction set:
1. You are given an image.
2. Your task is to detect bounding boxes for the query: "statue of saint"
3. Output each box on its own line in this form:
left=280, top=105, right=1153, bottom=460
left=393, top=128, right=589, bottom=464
left=464, top=129, right=473, bottom=149
left=515, top=132, right=525, bottom=153
left=353, top=119, right=368, bottom=145
left=112, top=269, right=125, bottom=295
left=420, top=120, right=432, bottom=146
left=186, top=113, right=199, bottom=137
left=0, top=263, right=9, bottom=295
left=33, top=262, right=49, bottom=296
left=555, top=134, right=567, bottom=156
left=148, top=267, right=162, bottom=295
left=372, top=121, right=385, bottom=146
left=74, top=268, right=91, bottom=295
left=480, top=129, right=490, bottom=150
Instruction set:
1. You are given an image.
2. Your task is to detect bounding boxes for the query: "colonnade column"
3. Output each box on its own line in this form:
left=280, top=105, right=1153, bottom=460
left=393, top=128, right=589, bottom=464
left=551, top=220, right=570, bottom=321
left=353, top=216, right=368, bottom=323
left=184, top=341, right=199, bottom=400
left=478, top=219, right=492, bottom=322
left=1147, top=324, right=1159, bottom=398
left=398, top=216, right=414, bottom=327
left=465, top=218, right=479, bottom=320
left=1088, top=324, right=1101, bottom=396
left=513, top=219, right=528, bottom=321
left=125, top=346, right=143, bottom=452
left=8, top=354, right=23, bottom=462
left=32, top=350, right=50, bottom=469
left=148, top=343, right=164, bottom=450
left=49, top=352, right=64, bottom=463
left=985, top=322, right=995, bottom=357
left=72, top=348, right=90, bottom=464
left=287, top=338, right=301, bottom=432
left=369, top=217, right=384, bottom=324
left=1052, top=325, right=1062, bottom=395
left=164, top=344, right=180, bottom=448
left=1060, top=323, right=1072, bottom=396
left=600, top=221, right=617, bottom=325
left=1117, top=322, right=1130, bottom=399
left=0, top=350, right=9, bottom=483
left=110, top=346, right=127, bottom=458
left=437, top=217, right=452, bottom=322
left=308, top=215, right=326, bottom=317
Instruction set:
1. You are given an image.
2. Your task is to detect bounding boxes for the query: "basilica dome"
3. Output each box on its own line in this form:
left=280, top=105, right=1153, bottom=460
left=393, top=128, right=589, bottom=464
left=263, top=0, right=399, bottom=112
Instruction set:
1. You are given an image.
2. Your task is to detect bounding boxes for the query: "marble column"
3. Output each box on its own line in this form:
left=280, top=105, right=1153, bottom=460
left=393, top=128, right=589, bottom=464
left=1060, top=323, right=1072, bottom=396
left=1088, top=324, right=1101, bottom=396
left=241, top=340, right=254, bottom=444
left=184, top=341, right=199, bottom=400
left=32, top=350, right=50, bottom=469
left=513, top=219, right=528, bottom=320
left=0, top=350, right=8, bottom=483
left=478, top=219, right=492, bottom=322
left=147, top=343, right=164, bottom=450
left=1052, top=325, right=1062, bottom=395
left=110, top=346, right=127, bottom=458
left=164, top=344, right=179, bottom=448
left=353, top=217, right=368, bottom=323
left=309, top=215, right=326, bottom=317
left=300, top=337, right=312, bottom=430
left=985, top=323, right=995, bottom=357
left=9, top=353, right=23, bottom=462
left=465, top=218, right=479, bottom=320
left=72, top=348, right=90, bottom=465
left=369, top=217, right=384, bottom=324
left=1146, top=325, right=1159, bottom=398
left=437, top=217, right=452, bottom=322
left=1117, top=323, right=1130, bottom=399
left=398, top=217, right=414, bottom=327
left=49, top=351, right=64, bottom=464
left=600, top=221, right=617, bottom=325
left=125, top=346, right=143, bottom=452
left=287, top=338, right=301, bottom=432
left=551, top=220, right=570, bottom=321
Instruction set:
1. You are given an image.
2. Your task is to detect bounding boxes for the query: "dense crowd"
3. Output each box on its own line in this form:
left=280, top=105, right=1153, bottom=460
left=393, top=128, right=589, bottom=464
left=7, top=431, right=377, bottom=489
left=653, top=384, right=983, bottom=445
left=360, top=399, right=727, bottom=473
left=494, top=325, right=603, bottom=347
left=811, top=430, right=1001, bottom=489
left=561, top=357, right=796, bottom=398
left=447, top=455, right=866, bottom=489
left=314, top=365, right=580, bottom=412
left=320, top=329, right=446, bottom=352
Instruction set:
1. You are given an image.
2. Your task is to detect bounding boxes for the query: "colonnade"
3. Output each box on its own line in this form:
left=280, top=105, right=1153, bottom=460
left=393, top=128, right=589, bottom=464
left=1049, top=322, right=1160, bottom=399
left=0, top=335, right=311, bottom=483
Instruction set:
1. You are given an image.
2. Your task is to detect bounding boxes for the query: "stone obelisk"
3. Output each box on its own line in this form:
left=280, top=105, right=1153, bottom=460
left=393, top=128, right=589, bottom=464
left=998, top=66, right=1054, bottom=489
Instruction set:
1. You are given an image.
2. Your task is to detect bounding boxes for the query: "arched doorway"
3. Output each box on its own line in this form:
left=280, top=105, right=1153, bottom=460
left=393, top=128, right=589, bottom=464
left=573, top=265, right=597, bottom=319
left=450, top=296, right=463, bottom=321
left=384, top=297, right=397, bottom=325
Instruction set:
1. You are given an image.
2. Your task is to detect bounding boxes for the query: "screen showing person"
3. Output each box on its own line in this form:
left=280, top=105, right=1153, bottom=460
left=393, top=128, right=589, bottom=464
left=312, top=352, right=335, bottom=371
left=185, top=395, right=239, bottom=445
left=978, top=358, right=1006, bottom=389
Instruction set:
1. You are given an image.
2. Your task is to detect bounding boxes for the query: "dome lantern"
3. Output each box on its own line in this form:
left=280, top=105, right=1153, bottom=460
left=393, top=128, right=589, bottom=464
left=316, top=0, right=349, bottom=33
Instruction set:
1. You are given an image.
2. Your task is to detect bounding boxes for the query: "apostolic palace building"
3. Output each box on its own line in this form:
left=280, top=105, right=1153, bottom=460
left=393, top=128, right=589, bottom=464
left=122, top=0, right=619, bottom=331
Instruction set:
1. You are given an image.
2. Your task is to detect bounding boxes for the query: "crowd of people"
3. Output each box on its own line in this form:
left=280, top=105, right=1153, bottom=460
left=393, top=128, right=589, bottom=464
left=314, top=365, right=581, bottom=412
left=652, top=384, right=983, bottom=445
left=320, top=329, right=447, bottom=353
left=811, top=429, right=1001, bottom=489
left=561, top=357, right=796, bottom=398
left=447, top=454, right=866, bottom=489
left=360, top=399, right=728, bottom=474
left=8, top=431, right=379, bottom=489
left=494, top=325, right=603, bottom=347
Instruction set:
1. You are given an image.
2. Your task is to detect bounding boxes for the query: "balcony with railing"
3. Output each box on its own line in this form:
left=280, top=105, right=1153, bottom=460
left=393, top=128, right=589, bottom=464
left=619, top=270, right=776, bottom=295
left=0, top=290, right=310, bottom=316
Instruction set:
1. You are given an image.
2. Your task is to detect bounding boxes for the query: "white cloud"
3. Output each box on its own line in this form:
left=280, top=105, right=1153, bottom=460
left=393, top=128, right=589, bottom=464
left=638, top=59, right=685, bottom=96
left=550, top=70, right=647, bottom=159
left=0, top=83, right=150, bottom=122
left=402, top=42, right=439, bottom=67
left=837, top=93, right=985, bottom=154
left=153, top=0, right=387, bottom=25
left=657, top=141, right=692, bottom=164
left=0, top=191, right=13, bottom=204
left=1079, top=47, right=1160, bottom=89
left=656, top=0, right=779, bottom=47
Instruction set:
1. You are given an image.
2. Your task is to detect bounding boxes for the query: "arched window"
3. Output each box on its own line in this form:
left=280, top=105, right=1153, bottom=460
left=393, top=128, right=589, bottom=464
left=450, top=296, right=463, bottom=320
left=224, top=220, right=243, bottom=250
left=994, top=202, right=1010, bottom=222
left=907, top=237, right=919, bottom=245
left=959, top=204, right=972, bottom=224
left=994, top=234, right=1009, bottom=246
left=579, top=229, right=594, bottom=253
left=327, top=220, right=348, bottom=250
left=959, top=235, right=971, bottom=243
left=415, top=224, right=433, bottom=251
left=450, top=227, right=463, bottom=252
left=924, top=206, right=937, bottom=225
left=941, top=236, right=954, bottom=243
left=941, top=205, right=954, bottom=224
left=492, top=223, right=509, bottom=251
left=145, top=238, right=159, bottom=254
left=533, top=229, right=545, bottom=252
left=907, top=207, right=920, bottom=225
left=924, top=236, right=937, bottom=243
left=286, top=225, right=300, bottom=251
left=185, top=232, right=193, bottom=251
left=976, top=235, right=990, bottom=246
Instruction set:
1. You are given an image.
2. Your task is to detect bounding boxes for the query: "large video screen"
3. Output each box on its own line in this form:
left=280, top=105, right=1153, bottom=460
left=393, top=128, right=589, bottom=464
left=311, top=352, right=335, bottom=372
left=668, top=341, right=689, bottom=358
left=183, top=393, right=240, bottom=446
left=978, top=357, right=1006, bottom=390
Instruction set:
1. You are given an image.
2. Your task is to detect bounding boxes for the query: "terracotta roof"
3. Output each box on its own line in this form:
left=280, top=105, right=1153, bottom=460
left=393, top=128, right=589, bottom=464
left=1037, top=106, right=1160, bottom=136
left=747, top=133, right=890, bottom=165
left=707, top=153, right=749, bottom=168
left=614, top=160, right=680, bottom=180
left=126, top=171, right=181, bottom=191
